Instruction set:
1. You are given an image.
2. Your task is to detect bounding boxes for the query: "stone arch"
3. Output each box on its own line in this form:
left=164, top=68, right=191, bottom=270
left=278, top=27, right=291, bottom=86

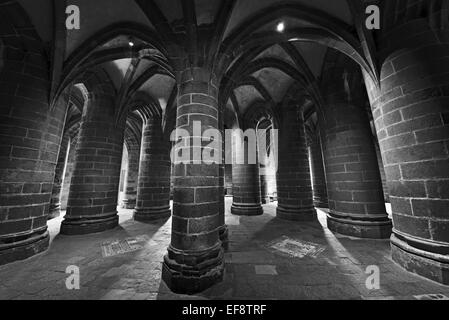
left=52, top=22, right=172, bottom=110
left=219, top=44, right=326, bottom=132
left=217, top=3, right=377, bottom=84
left=243, top=100, right=279, bottom=131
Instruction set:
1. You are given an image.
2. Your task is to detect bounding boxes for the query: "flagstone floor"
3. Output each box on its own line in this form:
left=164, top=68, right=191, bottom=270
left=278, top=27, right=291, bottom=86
left=1, top=198, right=449, bottom=300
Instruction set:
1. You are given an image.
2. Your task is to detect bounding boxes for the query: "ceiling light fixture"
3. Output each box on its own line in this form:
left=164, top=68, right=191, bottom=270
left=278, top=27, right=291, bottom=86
left=276, top=21, right=285, bottom=33
left=129, top=41, right=134, bottom=47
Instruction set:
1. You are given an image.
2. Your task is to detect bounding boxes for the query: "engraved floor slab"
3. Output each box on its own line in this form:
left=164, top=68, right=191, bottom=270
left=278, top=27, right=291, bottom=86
left=266, top=236, right=326, bottom=259
left=101, top=235, right=149, bottom=257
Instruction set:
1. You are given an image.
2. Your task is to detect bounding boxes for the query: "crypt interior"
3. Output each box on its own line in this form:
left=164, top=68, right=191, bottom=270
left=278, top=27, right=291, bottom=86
left=1, top=0, right=449, bottom=300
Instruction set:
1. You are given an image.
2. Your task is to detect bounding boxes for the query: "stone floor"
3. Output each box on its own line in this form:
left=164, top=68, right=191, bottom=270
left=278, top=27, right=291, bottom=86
left=1, top=198, right=449, bottom=300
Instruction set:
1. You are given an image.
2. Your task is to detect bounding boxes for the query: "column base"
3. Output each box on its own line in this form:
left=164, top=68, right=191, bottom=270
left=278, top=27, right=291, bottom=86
left=276, top=205, right=317, bottom=221
left=327, top=210, right=392, bottom=239
left=391, top=233, right=449, bottom=285
left=60, top=213, right=119, bottom=235
left=219, top=225, right=229, bottom=250
left=162, top=243, right=225, bottom=294
left=134, top=206, right=171, bottom=222
left=0, top=229, right=49, bottom=266
left=231, top=203, right=263, bottom=216
left=122, top=199, right=136, bottom=209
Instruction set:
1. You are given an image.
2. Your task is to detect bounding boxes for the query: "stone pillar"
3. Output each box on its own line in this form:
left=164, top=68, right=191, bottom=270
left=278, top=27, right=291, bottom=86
left=260, top=172, right=269, bottom=204
left=366, top=12, right=449, bottom=284
left=170, top=162, right=174, bottom=200
left=218, top=120, right=228, bottom=248
left=218, top=160, right=228, bottom=248
left=48, top=133, right=70, bottom=219
left=321, top=53, right=391, bottom=239
left=61, top=83, right=124, bottom=235
left=0, top=10, right=68, bottom=264
left=309, top=134, right=329, bottom=208
left=122, top=144, right=140, bottom=209
left=276, top=103, right=316, bottom=221
left=134, top=117, right=171, bottom=221
left=231, top=136, right=263, bottom=216
left=162, top=67, right=224, bottom=294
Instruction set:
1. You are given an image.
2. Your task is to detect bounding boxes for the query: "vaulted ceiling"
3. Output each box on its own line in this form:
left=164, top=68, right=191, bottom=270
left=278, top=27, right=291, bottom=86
left=15, top=0, right=378, bottom=133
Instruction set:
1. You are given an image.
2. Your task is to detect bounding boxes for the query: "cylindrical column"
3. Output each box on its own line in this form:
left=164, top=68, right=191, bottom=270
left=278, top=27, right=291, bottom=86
left=48, top=133, right=70, bottom=219
left=218, top=121, right=228, bottom=249
left=309, top=134, right=329, bottom=208
left=258, top=143, right=268, bottom=204
left=260, top=173, right=268, bottom=204
left=0, top=18, right=68, bottom=264
left=61, top=84, right=124, bottom=235
left=231, top=136, right=263, bottom=216
left=122, top=143, right=140, bottom=209
left=276, top=104, right=316, bottom=221
left=321, top=54, right=391, bottom=239
left=366, top=14, right=449, bottom=284
left=162, top=67, right=224, bottom=294
left=218, top=161, right=228, bottom=248
left=134, top=117, right=171, bottom=221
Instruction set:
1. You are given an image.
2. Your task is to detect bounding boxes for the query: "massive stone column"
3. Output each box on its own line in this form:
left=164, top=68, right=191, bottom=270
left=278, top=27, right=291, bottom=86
left=218, top=117, right=228, bottom=248
left=258, top=136, right=269, bottom=205
left=309, top=133, right=329, bottom=208
left=231, top=135, right=263, bottom=216
left=162, top=67, right=224, bottom=294
left=122, top=143, right=140, bottom=209
left=0, top=7, right=68, bottom=264
left=218, top=151, right=228, bottom=248
left=61, top=80, right=125, bottom=235
left=134, top=116, right=171, bottom=221
left=365, top=5, right=449, bottom=284
left=48, top=133, right=70, bottom=219
left=276, top=102, right=316, bottom=221
left=321, top=53, right=391, bottom=239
